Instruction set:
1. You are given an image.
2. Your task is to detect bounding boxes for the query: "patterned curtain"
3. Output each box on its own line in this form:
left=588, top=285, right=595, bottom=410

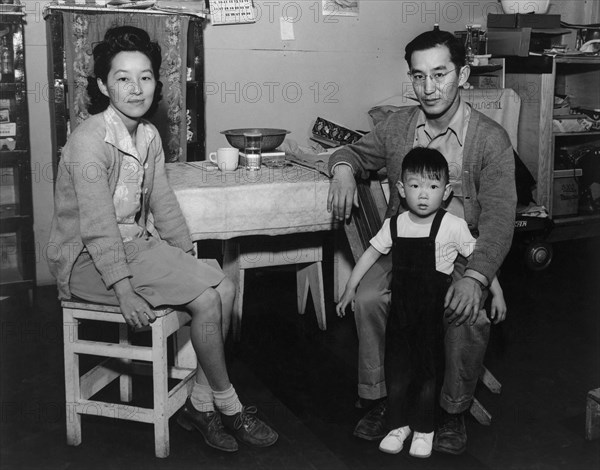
left=62, top=11, right=190, bottom=162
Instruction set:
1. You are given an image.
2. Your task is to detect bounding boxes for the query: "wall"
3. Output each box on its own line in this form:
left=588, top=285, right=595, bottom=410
left=203, top=0, right=503, bottom=153
left=20, top=0, right=596, bottom=285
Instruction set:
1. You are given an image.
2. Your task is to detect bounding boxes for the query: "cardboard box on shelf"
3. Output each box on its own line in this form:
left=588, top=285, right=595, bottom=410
left=487, top=13, right=561, bottom=29
left=0, top=122, right=16, bottom=137
left=553, top=168, right=582, bottom=217
left=516, top=13, right=561, bottom=29
left=487, top=27, right=532, bottom=57
left=487, top=26, right=570, bottom=56
left=467, top=75, right=503, bottom=89
left=488, top=13, right=517, bottom=28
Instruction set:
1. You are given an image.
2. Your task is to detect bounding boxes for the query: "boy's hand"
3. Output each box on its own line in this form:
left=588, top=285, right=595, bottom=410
left=336, top=288, right=356, bottom=317
left=490, top=294, right=507, bottom=324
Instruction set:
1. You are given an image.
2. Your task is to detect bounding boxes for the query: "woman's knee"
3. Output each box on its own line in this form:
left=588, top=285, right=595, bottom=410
left=216, top=276, right=236, bottom=304
left=189, top=287, right=222, bottom=320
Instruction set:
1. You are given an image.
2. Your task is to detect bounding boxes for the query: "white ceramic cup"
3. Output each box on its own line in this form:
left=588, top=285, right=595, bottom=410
left=209, top=147, right=239, bottom=171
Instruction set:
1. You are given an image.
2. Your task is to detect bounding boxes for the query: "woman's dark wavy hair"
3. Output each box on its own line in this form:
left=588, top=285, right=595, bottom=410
left=87, top=26, right=163, bottom=116
left=404, top=29, right=466, bottom=73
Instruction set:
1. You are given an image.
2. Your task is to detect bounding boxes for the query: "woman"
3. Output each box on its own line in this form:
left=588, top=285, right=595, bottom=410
left=48, top=26, right=277, bottom=453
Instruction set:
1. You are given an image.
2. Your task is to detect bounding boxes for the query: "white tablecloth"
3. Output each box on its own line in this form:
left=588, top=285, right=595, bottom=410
left=166, top=162, right=336, bottom=240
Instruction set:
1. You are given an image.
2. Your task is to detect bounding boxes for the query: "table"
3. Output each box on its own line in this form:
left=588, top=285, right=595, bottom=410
left=167, top=162, right=335, bottom=239
left=166, top=162, right=340, bottom=340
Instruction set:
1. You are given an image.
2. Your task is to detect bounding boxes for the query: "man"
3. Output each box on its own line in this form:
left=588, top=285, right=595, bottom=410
left=327, top=29, right=516, bottom=455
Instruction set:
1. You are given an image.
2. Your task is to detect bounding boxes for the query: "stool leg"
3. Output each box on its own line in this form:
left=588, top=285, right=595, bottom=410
left=118, top=324, right=133, bottom=402
left=296, top=262, right=327, bottom=330
left=152, top=318, right=170, bottom=458
left=480, top=366, right=502, bottom=394
left=233, top=269, right=245, bottom=342
left=469, top=397, right=492, bottom=426
left=296, top=264, right=310, bottom=315
left=223, top=240, right=244, bottom=342
left=333, top=229, right=353, bottom=303
left=309, top=261, right=326, bottom=330
left=63, top=308, right=82, bottom=446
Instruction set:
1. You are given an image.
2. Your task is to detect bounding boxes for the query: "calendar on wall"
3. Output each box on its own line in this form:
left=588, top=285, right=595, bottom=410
left=209, top=0, right=256, bottom=25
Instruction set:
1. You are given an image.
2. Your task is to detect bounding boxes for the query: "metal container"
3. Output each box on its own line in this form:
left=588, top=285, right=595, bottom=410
left=221, top=128, right=289, bottom=151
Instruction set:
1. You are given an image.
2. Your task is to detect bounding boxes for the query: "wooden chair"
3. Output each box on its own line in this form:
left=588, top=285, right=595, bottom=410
left=62, top=300, right=196, bottom=458
left=345, top=176, right=501, bottom=425
left=223, top=233, right=326, bottom=342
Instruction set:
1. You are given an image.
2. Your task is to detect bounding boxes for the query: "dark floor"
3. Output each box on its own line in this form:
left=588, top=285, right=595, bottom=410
left=1, top=236, right=600, bottom=470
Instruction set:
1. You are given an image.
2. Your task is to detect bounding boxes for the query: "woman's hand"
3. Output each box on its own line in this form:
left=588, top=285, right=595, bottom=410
left=112, top=278, right=156, bottom=328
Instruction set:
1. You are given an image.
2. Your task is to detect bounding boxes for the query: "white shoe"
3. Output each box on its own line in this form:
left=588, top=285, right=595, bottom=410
left=409, top=431, right=434, bottom=458
left=378, top=426, right=411, bottom=454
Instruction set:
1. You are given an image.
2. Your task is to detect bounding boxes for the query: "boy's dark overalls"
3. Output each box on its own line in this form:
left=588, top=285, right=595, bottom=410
left=384, top=209, right=452, bottom=433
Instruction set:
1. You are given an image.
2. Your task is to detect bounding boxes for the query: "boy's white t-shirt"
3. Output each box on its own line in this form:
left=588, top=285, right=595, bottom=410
left=370, top=211, right=477, bottom=275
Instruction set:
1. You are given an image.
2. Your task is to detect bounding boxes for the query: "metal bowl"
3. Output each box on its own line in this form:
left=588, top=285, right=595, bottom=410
left=221, top=128, right=290, bottom=151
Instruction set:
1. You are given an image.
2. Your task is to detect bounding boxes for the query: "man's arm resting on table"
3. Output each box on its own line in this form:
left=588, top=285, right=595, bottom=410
left=330, top=162, right=353, bottom=177
left=327, top=163, right=358, bottom=221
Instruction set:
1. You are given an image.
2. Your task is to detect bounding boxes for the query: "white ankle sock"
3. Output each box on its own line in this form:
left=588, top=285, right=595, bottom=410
left=190, top=382, right=214, bottom=412
left=213, top=385, right=243, bottom=416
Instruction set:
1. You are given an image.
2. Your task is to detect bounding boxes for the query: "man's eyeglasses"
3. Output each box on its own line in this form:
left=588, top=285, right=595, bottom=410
left=407, top=68, right=457, bottom=85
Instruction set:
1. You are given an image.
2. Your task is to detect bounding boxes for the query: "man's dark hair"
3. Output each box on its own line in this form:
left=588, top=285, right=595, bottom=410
left=404, top=29, right=466, bottom=72
left=87, top=26, right=163, bottom=115
left=401, top=147, right=449, bottom=184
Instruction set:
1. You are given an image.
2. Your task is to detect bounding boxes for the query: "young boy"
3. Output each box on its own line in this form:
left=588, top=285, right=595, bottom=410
left=336, top=147, right=506, bottom=458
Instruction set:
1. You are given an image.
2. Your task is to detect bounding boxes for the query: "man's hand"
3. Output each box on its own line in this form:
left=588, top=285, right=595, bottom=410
left=113, top=278, right=156, bottom=328
left=327, top=165, right=358, bottom=221
left=444, top=277, right=483, bottom=326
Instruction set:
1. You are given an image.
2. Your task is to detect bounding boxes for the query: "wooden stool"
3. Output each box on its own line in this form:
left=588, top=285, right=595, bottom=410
left=469, top=366, right=502, bottom=425
left=62, top=300, right=196, bottom=458
left=223, top=233, right=326, bottom=341
left=586, top=388, right=600, bottom=440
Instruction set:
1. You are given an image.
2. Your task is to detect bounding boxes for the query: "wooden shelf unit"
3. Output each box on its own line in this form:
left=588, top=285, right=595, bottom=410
left=0, top=11, right=35, bottom=302
left=505, top=55, right=600, bottom=242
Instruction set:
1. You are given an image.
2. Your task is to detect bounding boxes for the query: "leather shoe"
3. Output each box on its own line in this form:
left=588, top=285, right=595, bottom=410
left=433, top=412, right=467, bottom=455
left=353, top=400, right=388, bottom=441
left=221, top=406, right=278, bottom=447
left=177, top=399, right=238, bottom=452
left=354, top=396, right=380, bottom=409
